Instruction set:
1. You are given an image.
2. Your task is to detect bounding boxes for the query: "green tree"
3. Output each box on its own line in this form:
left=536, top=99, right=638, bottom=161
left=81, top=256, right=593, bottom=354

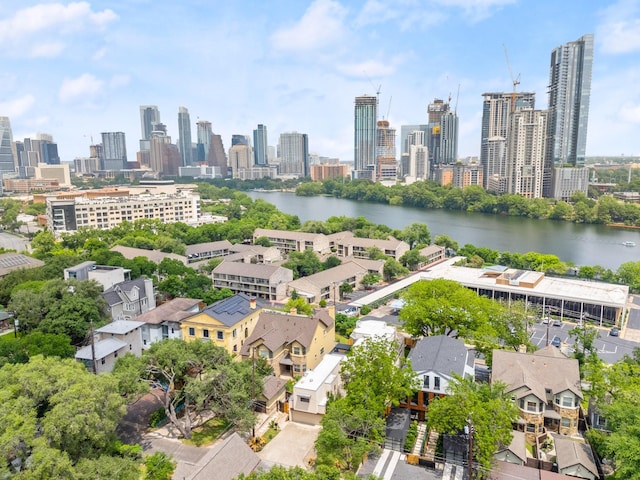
left=253, top=236, right=273, bottom=247
left=283, top=250, right=323, bottom=279
left=360, top=273, right=380, bottom=289
left=434, top=234, right=459, bottom=251
left=398, top=222, right=431, bottom=248
left=144, top=452, right=176, bottom=480
left=339, top=282, right=353, bottom=299
left=427, top=376, right=518, bottom=473
left=284, top=297, right=313, bottom=316
left=399, top=249, right=426, bottom=271
left=114, top=339, right=258, bottom=439
left=382, top=258, right=409, bottom=281
left=617, top=261, right=640, bottom=292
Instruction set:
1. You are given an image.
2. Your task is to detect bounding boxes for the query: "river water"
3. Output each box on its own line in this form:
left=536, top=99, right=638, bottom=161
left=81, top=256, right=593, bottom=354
left=246, top=191, right=640, bottom=271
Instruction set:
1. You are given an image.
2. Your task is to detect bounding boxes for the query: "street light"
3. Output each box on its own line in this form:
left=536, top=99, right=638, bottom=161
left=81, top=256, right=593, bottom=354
left=13, top=319, right=19, bottom=338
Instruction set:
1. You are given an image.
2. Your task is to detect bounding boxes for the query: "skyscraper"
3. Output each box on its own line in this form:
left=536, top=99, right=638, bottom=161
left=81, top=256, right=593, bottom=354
left=375, top=120, right=397, bottom=181
left=506, top=108, right=547, bottom=198
left=177, top=107, right=193, bottom=166
left=480, top=92, right=535, bottom=193
left=208, top=134, right=227, bottom=174
left=140, top=105, right=161, bottom=141
left=196, top=120, right=212, bottom=164
left=544, top=34, right=594, bottom=199
left=278, top=132, right=309, bottom=177
left=427, top=99, right=458, bottom=166
left=253, top=124, right=268, bottom=166
left=101, top=132, right=127, bottom=171
left=0, top=117, right=17, bottom=174
left=354, top=95, right=378, bottom=179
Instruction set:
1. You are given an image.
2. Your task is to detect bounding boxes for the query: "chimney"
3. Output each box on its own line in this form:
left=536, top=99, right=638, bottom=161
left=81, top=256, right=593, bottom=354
left=250, top=298, right=256, bottom=309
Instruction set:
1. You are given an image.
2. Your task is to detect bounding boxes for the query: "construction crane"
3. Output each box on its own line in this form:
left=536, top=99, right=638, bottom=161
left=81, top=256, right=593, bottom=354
left=503, top=44, right=521, bottom=113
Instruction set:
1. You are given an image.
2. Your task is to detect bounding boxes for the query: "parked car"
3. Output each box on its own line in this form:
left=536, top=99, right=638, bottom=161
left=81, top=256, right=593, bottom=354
left=553, top=319, right=562, bottom=327
left=542, top=317, right=550, bottom=324
left=342, top=307, right=359, bottom=317
left=610, top=327, right=620, bottom=337
left=551, top=336, right=562, bottom=347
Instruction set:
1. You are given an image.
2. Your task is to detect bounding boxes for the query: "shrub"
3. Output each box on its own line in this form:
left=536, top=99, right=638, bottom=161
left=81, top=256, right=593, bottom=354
left=149, top=407, right=167, bottom=427
left=360, top=305, right=372, bottom=315
left=404, top=421, right=419, bottom=452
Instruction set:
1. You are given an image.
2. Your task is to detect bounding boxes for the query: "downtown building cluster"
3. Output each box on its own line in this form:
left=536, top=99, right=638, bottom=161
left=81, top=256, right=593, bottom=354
left=356, top=34, right=594, bottom=200
left=0, top=34, right=592, bottom=201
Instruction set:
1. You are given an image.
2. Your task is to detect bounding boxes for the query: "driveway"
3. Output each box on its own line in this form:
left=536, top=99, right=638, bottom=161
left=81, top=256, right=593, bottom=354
left=257, top=422, right=320, bottom=468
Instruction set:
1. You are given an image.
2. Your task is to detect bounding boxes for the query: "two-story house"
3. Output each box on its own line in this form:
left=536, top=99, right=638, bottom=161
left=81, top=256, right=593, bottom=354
left=75, top=320, right=144, bottom=374
left=103, top=277, right=156, bottom=321
left=399, top=335, right=475, bottom=421
left=180, top=294, right=265, bottom=356
left=290, top=353, right=345, bottom=425
left=492, top=346, right=582, bottom=442
left=134, top=297, right=202, bottom=348
left=240, top=309, right=335, bottom=377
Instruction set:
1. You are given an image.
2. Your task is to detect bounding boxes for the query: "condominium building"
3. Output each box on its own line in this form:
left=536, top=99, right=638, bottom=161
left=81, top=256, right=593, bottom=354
left=46, top=190, right=200, bottom=233
left=506, top=109, right=547, bottom=198
left=354, top=95, right=378, bottom=179
left=278, top=132, right=309, bottom=177
left=211, top=262, right=293, bottom=301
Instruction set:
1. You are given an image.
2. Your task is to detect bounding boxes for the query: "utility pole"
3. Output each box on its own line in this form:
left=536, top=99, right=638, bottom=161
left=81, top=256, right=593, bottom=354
left=251, top=346, right=256, bottom=438
left=467, top=417, right=473, bottom=480
left=89, top=320, right=97, bottom=374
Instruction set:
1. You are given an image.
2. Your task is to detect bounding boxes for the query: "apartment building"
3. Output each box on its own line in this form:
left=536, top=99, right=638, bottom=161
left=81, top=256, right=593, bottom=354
left=253, top=228, right=330, bottom=255
left=211, top=262, right=293, bottom=301
left=333, top=231, right=410, bottom=260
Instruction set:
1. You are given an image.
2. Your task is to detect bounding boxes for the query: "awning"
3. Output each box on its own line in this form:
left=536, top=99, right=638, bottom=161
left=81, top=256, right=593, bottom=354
left=544, top=408, right=562, bottom=420
left=298, top=393, right=311, bottom=400
left=279, top=355, right=293, bottom=366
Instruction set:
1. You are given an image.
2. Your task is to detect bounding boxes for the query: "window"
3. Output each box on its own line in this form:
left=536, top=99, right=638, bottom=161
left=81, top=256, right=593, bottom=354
left=233, top=345, right=237, bottom=352
left=114, top=351, right=118, bottom=358
left=293, top=346, right=301, bottom=355
left=188, top=327, right=195, bottom=337
left=562, top=396, right=573, bottom=407
left=526, top=423, right=536, bottom=433
left=233, top=329, right=237, bottom=338
left=423, top=376, right=430, bottom=389
left=203, top=329, right=210, bottom=339
left=527, top=401, right=538, bottom=412
left=320, top=347, right=324, bottom=355
left=299, top=396, right=310, bottom=403
left=101, top=357, right=106, bottom=365
left=293, top=365, right=301, bottom=373
left=561, top=418, right=571, bottom=427
left=434, top=376, right=440, bottom=391
left=217, top=331, right=223, bottom=340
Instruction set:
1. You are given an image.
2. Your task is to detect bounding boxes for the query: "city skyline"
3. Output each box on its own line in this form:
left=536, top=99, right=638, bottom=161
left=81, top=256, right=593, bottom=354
left=1, top=1, right=639, bottom=164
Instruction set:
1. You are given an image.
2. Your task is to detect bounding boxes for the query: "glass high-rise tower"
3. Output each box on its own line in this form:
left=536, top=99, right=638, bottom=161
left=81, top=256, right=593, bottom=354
left=0, top=117, right=17, bottom=174
left=253, top=124, right=268, bottom=166
left=354, top=95, right=378, bottom=179
left=544, top=34, right=594, bottom=198
left=178, top=107, right=193, bottom=166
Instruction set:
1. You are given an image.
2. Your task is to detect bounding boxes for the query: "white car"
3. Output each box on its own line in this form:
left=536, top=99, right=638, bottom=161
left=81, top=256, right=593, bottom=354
left=343, top=307, right=359, bottom=317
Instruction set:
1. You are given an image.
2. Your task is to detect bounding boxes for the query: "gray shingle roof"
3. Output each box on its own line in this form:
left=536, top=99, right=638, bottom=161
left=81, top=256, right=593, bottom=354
left=196, top=293, right=266, bottom=327
left=96, top=320, right=143, bottom=335
left=553, top=434, right=598, bottom=478
left=103, top=278, right=149, bottom=307
left=213, top=261, right=289, bottom=279
left=75, top=338, right=127, bottom=360
left=185, top=240, right=232, bottom=257
left=240, top=309, right=334, bottom=356
left=408, top=335, right=473, bottom=377
left=133, top=298, right=201, bottom=325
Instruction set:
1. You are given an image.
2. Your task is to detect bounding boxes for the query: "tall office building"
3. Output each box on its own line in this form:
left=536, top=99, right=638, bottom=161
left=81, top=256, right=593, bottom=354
left=354, top=95, right=378, bottom=179
left=278, top=132, right=309, bottom=177
left=208, top=134, right=227, bottom=174
left=101, top=132, right=127, bottom=171
left=150, top=132, right=180, bottom=176
left=253, top=124, right=269, bottom=166
left=177, top=107, right=193, bottom=166
left=375, top=120, right=397, bottom=181
left=427, top=99, right=458, bottom=166
left=196, top=120, right=212, bottom=164
left=36, top=133, right=60, bottom=165
left=0, top=117, right=17, bottom=174
left=140, top=105, right=161, bottom=141
left=506, top=109, right=547, bottom=198
left=480, top=92, right=535, bottom=193
left=544, top=34, right=594, bottom=199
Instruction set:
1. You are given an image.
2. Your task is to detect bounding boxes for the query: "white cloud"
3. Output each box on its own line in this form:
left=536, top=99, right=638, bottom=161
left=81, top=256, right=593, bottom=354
left=434, top=0, right=516, bottom=20
left=92, top=47, right=108, bottom=61
left=59, top=73, right=104, bottom=104
left=0, top=95, right=36, bottom=118
left=0, top=2, right=118, bottom=57
left=597, top=0, right=640, bottom=54
left=270, top=0, right=348, bottom=53
left=337, top=58, right=401, bottom=77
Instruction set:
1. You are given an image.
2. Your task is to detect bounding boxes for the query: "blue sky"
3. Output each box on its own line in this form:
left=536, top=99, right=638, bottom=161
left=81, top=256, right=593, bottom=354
left=1, top=0, right=640, bottom=164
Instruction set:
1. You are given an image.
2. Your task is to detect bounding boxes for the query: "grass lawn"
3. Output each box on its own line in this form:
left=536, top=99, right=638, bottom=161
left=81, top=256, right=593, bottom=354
left=262, top=426, right=280, bottom=444
left=335, top=334, right=350, bottom=344
left=0, top=333, right=17, bottom=344
left=181, top=418, right=231, bottom=447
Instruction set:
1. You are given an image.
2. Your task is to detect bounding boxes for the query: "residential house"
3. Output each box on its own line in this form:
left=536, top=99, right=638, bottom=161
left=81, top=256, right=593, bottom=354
left=258, top=375, right=288, bottom=414
left=290, top=353, right=345, bottom=425
left=417, top=244, right=446, bottom=268
left=240, top=309, right=335, bottom=377
left=133, top=297, right=202, bottom=348
left=212, top=262, right=293, bottom=301
left=110, top=245, right=188, bottom=265
left=332, top=231, right=410, bottom=261
left=286, top=259, right=384, bottom=303
left=553, top=434, right=598, bottom=480
left=0, top=252, right=45, bottom=278
left=180, top=294, right=265, bottom=356
left=494, top=431, right=528, bottom=466
left=103, top=277, right=156, bottom=321
left=74, top=320, right=144, bottom=374
left=399, top=335, right=475, bottom=420
left=185, top=432, right=262, bottom=480
left=492, top=346, right=583, bottom=441
left=64, top=261, right=131, bottom=290
left=253, top=228, right=331, bottom=255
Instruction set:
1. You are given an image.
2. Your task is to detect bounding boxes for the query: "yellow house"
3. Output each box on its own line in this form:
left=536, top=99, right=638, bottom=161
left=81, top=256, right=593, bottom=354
left=240, top=309, right=336, bottom=377
left=180, top=293, right=264, bottom=356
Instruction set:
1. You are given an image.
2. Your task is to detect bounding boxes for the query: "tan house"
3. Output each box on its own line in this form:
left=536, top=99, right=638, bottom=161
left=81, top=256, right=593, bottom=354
left=211, top=262, right=293, bottom=301
left=240, top=309, right=335, bottom=377
left=492, top=346, right=582, bottom=442
left=253, top=228, right=331, bottom=255
left=286, top=259, right=384, bottom=303
left=181, top=294, right=265, bottom=356
left=332, top=231, right=410, bottom=260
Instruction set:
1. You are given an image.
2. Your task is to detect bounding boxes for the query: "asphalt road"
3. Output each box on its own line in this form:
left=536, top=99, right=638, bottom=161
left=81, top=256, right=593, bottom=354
left=0, top=232, right=29, bottom=252
left=529, top=320, right=637, bottom=364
